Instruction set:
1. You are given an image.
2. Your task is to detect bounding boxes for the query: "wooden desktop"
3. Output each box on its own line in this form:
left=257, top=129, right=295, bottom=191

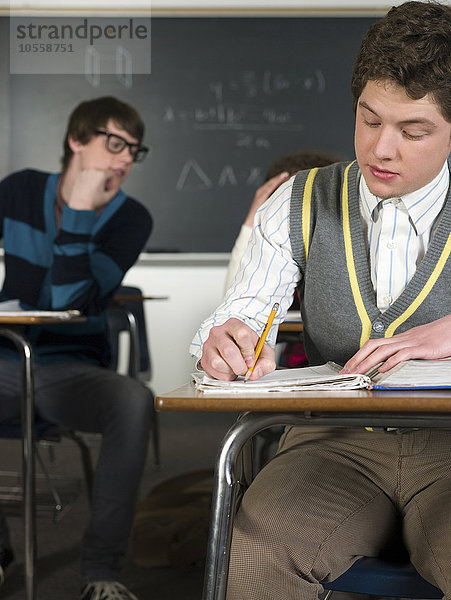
left=156, top=382, right=451, bottom=413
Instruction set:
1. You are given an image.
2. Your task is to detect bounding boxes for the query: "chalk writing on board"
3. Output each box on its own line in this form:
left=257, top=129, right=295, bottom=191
left=236, top=135, right=271, bottom=150
left=163, top=105, right=303, bottom=131
left=176, top=160, right=213, bottom=191
left=176, top=159, right=265, bottom=192
left=163, top=69, right=324, bottom=133
left=169, top=68, right=326, bottom=192
left=210, top=69, right=326, bottom=98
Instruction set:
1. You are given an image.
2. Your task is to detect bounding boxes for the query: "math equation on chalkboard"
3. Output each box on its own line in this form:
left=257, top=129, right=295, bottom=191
left=163, top=69, right=325, bottom=135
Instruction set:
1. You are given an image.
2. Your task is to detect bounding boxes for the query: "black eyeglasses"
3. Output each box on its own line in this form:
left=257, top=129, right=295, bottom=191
left=95, top=130, right=149, bottom=163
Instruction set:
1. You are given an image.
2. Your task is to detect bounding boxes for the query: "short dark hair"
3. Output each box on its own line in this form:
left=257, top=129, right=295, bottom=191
left=265, top=149, right=339, bottom=181
left=351, top=1, right=451, bottom=121
left=62, top=96, right=145, bottom=171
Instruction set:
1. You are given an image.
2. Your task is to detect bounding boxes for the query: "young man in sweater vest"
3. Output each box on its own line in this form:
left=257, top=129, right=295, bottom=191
left=0, top=97, right=152, bottom=600
left=191, top=2, right=451, bottom=598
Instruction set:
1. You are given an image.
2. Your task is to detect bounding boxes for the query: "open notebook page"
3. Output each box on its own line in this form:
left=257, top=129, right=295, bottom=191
left=192, top=362, right=371, bottom=393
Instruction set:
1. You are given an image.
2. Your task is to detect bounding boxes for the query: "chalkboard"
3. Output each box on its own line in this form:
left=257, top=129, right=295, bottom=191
left=7, top=16, right=378, bottom=252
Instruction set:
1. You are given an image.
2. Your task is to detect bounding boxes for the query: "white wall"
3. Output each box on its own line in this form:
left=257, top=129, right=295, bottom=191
left=0, top=23, right=9, bottom=177
left=4, top=0, right=404, bottom=13
left=122, top=254, right=228, bottom=395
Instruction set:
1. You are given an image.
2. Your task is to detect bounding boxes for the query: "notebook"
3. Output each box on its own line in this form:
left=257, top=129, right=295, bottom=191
left=0, top=299, right=81, bottom=320
left=192, top=359, right=451, bottom=393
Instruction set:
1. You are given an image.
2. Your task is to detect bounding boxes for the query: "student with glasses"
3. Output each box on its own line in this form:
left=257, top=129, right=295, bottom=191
left=0, top=96, right=153, bottom=600
left=94, top=129, right=149, bottom=164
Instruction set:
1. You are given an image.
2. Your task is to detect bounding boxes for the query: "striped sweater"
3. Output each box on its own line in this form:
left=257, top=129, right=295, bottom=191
left=0, top=169, right=152, bottom=365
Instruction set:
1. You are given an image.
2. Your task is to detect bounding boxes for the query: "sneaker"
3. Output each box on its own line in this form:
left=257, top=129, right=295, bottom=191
left=0, top=547, right=14, bottom=586
left=80, top=581, right=138, bottom=600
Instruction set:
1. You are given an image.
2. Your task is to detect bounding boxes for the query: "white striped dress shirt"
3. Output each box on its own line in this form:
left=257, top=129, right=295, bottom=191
left=359, top=160, right=449, bottom=312
left=190, top=160, right=449, bottom=359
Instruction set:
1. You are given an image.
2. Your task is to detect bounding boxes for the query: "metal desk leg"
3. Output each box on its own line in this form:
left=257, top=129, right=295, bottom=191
left=202, top=412, right=309, bottom=600
left=0, top=328, right=36, bottom=600
left=202, top=408, right=451, bottom=600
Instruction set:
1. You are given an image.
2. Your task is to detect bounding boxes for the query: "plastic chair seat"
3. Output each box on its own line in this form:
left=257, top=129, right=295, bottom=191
left=323, top=554, right=442, bottom=598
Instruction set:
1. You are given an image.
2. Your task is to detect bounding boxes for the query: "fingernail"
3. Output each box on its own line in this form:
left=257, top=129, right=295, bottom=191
left=244, top=356, right=254, bottom=367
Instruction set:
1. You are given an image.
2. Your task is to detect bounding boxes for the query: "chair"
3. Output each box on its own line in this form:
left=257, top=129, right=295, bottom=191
left=0, top=326, right=61, bottom=600
left=323, top=556, right=442, bottom=598
left=0, top=418, right=94, bottom=520
left=0, top=284, right=159, bottom=599
left=0, top=284, right=160, bottom=518
left=202, top=411, right=449, bottom=600
left=107, top=285, right=160, bottom=466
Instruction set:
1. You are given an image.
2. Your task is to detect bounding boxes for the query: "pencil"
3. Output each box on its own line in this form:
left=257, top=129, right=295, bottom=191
left=244, top=302, right=279, bottom=381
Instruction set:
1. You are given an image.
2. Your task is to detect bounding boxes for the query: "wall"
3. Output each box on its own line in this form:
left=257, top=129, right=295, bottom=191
left=5, top=0, right=400, bottom=15
left=0, top=254, right=228, bottom=395
left=0, top=24, right=9, bottom=176
left=120, top=254, right=228, bottom=395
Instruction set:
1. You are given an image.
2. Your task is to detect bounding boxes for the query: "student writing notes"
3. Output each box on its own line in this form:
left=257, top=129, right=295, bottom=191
left=191, top=3, right=451, bottom=598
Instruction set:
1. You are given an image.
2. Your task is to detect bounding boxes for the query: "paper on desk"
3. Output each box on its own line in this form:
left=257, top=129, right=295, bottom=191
left=192, top=362, right=371, bottom=393
left=0, top=299, right=81, bottom=319
left=283, top=310, right=302, bottom=323
left=371, top=358, right=451, bottom=389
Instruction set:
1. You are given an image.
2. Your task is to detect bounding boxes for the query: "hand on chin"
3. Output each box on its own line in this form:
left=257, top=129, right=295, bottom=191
left=104, top=176, right=118, bottom=191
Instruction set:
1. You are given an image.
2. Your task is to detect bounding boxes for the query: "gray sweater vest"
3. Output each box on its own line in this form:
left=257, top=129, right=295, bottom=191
left=289, top=159, right=451, bottom=366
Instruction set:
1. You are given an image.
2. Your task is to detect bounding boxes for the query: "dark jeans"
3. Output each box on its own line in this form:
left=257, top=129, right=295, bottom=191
left=0, top=359, right=152, bottom=583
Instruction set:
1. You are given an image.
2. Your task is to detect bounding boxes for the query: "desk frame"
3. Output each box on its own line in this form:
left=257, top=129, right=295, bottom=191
left=0, top=327, right=36, bottom=600
left=0, top=314, right=85, bottom=600
left=156, top=383, right=451, bottom=600
left=203, top=409, right=451, bottom=600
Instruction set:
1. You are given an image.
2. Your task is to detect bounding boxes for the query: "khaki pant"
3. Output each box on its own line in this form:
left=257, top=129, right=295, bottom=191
left=227, top=426, right=451, bottom=600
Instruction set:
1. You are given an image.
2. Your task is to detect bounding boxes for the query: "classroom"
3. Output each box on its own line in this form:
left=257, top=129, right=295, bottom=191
left=0, top=0, right=450, bottom=598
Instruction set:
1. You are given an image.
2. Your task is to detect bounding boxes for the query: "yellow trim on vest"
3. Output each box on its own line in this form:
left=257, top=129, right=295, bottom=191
left=385, top=231, right=451, bottom=338
left=302, top=168, right=319, bottom=261
left=342, top=161, right=372, bottom=347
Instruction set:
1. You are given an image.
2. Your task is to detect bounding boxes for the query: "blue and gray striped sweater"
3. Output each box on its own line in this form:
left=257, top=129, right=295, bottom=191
left=0, top=169, right=152, bottom=365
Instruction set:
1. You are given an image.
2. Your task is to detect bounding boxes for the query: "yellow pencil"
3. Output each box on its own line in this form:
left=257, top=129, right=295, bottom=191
left=244, top=302, right=279, bottom=381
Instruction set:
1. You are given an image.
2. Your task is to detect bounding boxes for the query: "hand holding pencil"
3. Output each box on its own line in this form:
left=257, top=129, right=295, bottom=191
left=199, top=311, right=278, bottom=382
left=244, top=302, right=279, bottom=381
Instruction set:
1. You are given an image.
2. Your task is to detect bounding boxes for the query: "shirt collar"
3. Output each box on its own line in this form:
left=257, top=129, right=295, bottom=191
left=359, top=160, right=449, bottom=235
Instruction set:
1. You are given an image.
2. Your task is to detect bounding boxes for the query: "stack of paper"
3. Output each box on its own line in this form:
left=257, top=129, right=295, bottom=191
left=0, top=299, right=81, bottom=320
left=193, top=359, right=451, bottom=393
left=192, top=362, right=371, bottom=393
left=371, top=358, right=451, bottom=390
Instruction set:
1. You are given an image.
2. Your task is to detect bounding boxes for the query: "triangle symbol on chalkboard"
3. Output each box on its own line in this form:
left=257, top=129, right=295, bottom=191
left=176, top=159, right=213, bottom=192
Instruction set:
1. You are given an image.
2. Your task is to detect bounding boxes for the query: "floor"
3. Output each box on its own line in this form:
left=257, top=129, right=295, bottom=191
left=0, top=410, right=239, bottom=600
left=0, top=410, right=373, bottom=600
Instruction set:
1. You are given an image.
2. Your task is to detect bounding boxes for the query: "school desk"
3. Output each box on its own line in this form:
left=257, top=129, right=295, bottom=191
left=0, top=312, right=85, bottom=600
left=156, top=383, right=451, bottom=600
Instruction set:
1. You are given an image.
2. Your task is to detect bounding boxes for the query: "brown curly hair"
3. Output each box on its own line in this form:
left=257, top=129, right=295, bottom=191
left=265, top=149, right=340, bottom=181
left=351, top=1, right=451, bottom=122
